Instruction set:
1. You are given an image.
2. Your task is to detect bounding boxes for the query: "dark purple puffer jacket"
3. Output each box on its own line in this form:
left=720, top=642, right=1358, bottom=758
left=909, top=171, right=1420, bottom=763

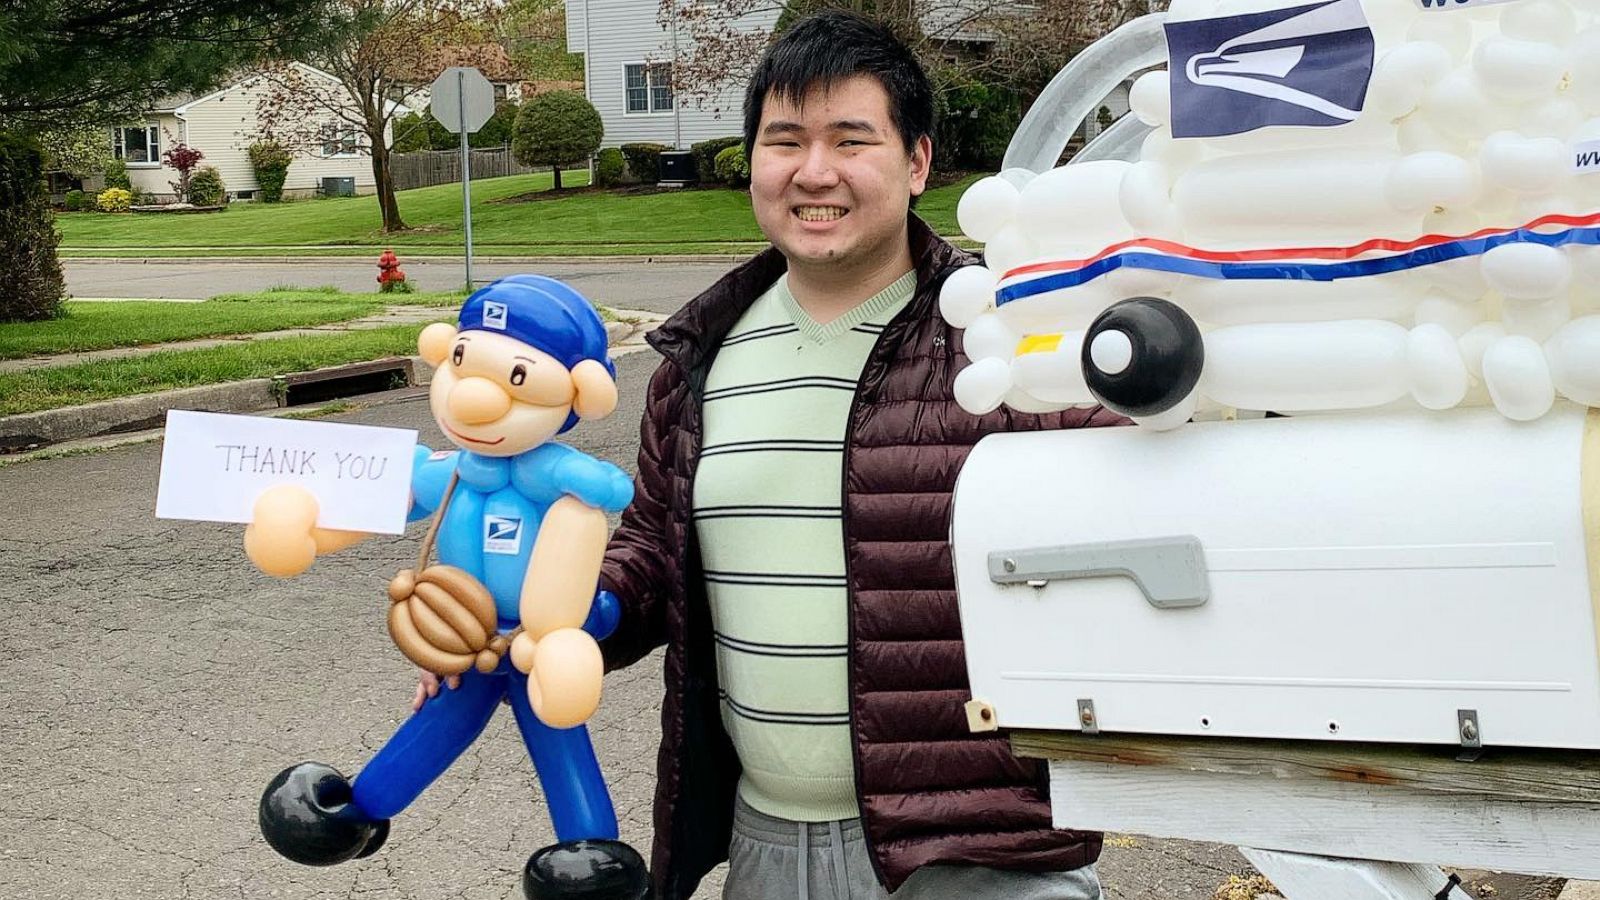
left=599, top=215, right=1127, bottom=900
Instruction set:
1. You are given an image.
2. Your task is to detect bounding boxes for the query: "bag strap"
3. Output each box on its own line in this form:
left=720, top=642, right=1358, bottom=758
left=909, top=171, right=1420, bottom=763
left=415, top=468, right=462, bottom=571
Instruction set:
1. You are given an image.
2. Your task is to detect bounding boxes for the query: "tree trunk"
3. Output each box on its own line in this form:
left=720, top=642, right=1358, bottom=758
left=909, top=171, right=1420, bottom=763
left=553, top=165, right=563, bottom=190
left=368, top=126, right=406, bottom=232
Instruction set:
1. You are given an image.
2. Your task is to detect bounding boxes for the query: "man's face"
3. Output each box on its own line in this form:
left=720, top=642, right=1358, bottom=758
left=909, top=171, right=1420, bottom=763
left=750, top=74, right=931, bottom=272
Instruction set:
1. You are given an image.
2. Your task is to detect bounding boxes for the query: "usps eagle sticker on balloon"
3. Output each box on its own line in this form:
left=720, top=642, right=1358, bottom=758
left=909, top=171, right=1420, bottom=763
left=941, top=0, right=1600, bottom=428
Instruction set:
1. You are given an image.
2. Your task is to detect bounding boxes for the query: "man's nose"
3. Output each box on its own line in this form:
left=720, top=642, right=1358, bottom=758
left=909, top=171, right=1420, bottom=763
left=794, top=145, right=841, bottom=189
left=449, top=376, right=512, bottom=424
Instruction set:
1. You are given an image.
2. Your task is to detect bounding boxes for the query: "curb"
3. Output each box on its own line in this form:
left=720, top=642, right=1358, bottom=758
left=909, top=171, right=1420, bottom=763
left=62, top=254, right=755, bottom=265
left=0, top=319, right=639, bottom=455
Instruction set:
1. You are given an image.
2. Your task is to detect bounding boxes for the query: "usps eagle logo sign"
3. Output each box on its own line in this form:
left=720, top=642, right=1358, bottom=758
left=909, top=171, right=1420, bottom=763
left=1166, top=0, right=1375, bottom=138
left=483, top=300, right=509, bottom=330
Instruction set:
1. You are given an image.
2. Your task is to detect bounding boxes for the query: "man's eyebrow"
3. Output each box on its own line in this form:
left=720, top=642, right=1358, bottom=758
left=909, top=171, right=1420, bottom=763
left=831, top=119, right=879, bottom=134
left=762, top=120, right=805, bottom=137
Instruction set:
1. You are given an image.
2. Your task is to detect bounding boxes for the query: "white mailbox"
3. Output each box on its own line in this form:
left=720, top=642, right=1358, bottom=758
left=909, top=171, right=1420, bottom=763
left=952, top=406, right=1600, bottom=750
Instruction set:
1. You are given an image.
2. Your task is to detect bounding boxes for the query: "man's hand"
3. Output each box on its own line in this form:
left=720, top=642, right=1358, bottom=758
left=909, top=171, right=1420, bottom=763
left=411, top=670, right=461, bottom=712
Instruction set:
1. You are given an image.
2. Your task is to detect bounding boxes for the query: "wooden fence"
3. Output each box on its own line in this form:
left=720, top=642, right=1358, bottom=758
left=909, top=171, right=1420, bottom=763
left=390, top=146, right=552, bottom=191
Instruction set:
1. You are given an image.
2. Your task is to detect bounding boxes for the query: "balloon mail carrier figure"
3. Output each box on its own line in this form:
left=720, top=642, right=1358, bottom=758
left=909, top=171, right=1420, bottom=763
left=245, top=276, right=650, bottom=900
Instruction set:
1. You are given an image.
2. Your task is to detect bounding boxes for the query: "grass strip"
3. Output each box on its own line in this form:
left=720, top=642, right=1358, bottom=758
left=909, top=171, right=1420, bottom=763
left=56, top=171, right=978, bottom=250
left=0, top=324, right=445, bottom=416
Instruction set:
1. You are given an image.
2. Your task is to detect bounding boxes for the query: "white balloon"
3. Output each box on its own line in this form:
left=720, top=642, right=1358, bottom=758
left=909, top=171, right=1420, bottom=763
left=1481, top=335, right=1557, bottom=420
left=1010, top=332, right=1093, bottom=404
left=1118, top=160, right=1180, bottom=235
left=1002, top=387, right=1073, bottom=414
left=1200, top=321, right=1410, bottom=412
left=1519, top=97, right=1586, bottom=139
left=1501, top=295, right=1572, bottom=340
left=981, top=224, right=1038, bottom=279
left=1385, top=151, right=1480, bottom=213
left=1407, top=13, right=1473, bottom=60
left=1479, top=131, right=1569, bottom=194
left=1480, top=241, right=1573, bottom=300
left=1422, top=70, right=1507, bottom=141
left=1415, top=291, right=1485, bottom=335
left=1131, top=390, right=1199, bottom=431
left=1015, top=161, right=1135, bottom=247
left=953, top=358, right=1012, bottom=415
left=1129, top=71, right=1171, bottom=127
left=1501, top=0, right=1579, bottom=46
left=956, top=176, right=1020, bottom=244
left=1545, top=315, right=1600, bottom=404
left=1407, top=323, right=1470, bottom=410
left=1471, top=36, right=1568, bottom=102
left=1397, top=112, right=1462, bottom=154
left=997, top=167, right=1038, bottom=191
left=1570, top=29, right=1600, bottom=114
left=1089, top=329, right=1135, bottom=375
left=961, top=312, right=1020, bottom=362
left=1368, top=42, right=1454, bottom=119
left=1459, top=321, right=1509, bottom=379
left=938, top=265, right=998, bottom=329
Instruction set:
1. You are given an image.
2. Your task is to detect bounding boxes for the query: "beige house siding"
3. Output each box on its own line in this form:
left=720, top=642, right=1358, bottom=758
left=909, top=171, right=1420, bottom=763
left=121, top=67, right=389, bottom=201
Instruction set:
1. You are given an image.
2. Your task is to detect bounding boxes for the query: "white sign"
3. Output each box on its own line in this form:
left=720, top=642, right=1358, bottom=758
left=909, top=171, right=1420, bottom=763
left=1575, top=139, right=1600, bottom=174
left=1415, top=0, right=1520, bottom=9
left=430, top=67, right=496, bottom=135
left=155, top=410, right=418, bottom=534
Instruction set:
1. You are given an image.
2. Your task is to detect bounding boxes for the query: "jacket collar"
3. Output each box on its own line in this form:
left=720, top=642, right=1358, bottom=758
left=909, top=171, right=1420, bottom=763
left=646, top=214, right=971, bottom=376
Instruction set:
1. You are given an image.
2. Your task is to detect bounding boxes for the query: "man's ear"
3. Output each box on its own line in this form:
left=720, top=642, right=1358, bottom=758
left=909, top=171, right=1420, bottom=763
left=909, top=134, right=932, bottom=197
left=570, top=359, right=619, bottom=421
left=418, top=323, right=458, bottom=367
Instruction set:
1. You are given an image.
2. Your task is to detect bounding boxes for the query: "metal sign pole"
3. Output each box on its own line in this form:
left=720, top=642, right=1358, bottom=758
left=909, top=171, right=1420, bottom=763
left=458, top=70, right=474, bottom=292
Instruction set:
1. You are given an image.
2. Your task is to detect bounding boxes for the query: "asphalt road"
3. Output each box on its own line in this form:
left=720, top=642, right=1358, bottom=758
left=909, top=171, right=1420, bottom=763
left=64, top=259, right=739, bottom=316
left=0, top=346, right=1260, bottom=900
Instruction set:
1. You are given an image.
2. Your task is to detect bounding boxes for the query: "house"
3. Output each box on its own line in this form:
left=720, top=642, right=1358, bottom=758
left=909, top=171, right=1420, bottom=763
left=565, top=0, right=1133, bottom=164
left=110, top=63, right=390, bottom=202
left=395, top=44, right=539, bottom=116
left=565, top=0, right=774, bottom=151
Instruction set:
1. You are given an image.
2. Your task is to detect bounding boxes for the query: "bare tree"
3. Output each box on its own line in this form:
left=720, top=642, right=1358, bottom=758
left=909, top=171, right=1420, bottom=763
left=658, top=0, right=1168, bottom=109
left=255, top=0, right=496, bottom=232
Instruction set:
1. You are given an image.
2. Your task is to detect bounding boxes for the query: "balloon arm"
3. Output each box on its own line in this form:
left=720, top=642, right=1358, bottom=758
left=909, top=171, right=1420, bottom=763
left=310, top=526, right=372, bottom=554
left=519, top=497, right=609, bottom=640
left=1072, top=113, right=1155, bottom=165
left=1002, top=11, right=1169, bottom=174
left=582, top=589, right=621, bottom=641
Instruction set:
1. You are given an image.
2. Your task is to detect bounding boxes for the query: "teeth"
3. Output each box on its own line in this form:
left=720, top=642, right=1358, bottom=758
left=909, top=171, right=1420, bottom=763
left=796, top=206, right=846, bottom=222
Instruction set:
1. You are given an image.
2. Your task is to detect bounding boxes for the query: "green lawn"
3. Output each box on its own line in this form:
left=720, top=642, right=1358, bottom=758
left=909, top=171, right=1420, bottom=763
left=0, top=325, right=443, bottom=416
left=56, top=171, right=979, bottom=253
left=0, top=288, right=464, bottom=360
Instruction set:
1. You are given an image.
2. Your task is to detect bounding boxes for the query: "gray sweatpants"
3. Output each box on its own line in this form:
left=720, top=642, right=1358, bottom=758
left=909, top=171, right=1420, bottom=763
left=724, top=797, right=1104, bottom=900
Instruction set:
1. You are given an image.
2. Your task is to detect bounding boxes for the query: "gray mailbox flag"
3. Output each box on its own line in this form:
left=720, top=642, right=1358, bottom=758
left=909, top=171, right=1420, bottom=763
left=430, top=67, right=496, bottom=135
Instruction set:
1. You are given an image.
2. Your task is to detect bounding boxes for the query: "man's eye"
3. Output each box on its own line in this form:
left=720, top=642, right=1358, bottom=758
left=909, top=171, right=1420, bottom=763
left=510, top=364, right=527, bottom=386
left=452, top=344, right=465, bottom=365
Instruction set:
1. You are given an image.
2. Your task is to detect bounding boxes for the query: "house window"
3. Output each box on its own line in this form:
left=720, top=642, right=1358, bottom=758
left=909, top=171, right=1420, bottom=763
left=320, top=123, right=360, bottom=157
left=112, top=124, right=161, bottom=165
left=624, top=63, right=673, bottom=114
left=494, top=83, right=508, bottom=102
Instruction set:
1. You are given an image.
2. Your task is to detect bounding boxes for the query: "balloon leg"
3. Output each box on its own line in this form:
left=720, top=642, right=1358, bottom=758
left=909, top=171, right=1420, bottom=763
left=509, top=671, right=620, bottom=842
left=351, top=667, right=505, bottom=820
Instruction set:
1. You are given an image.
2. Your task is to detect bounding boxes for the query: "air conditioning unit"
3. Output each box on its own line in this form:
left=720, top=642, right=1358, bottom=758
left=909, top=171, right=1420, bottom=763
left=321, top=176, right=357, bottom=197
left=658, top=151, right=696, bottom=186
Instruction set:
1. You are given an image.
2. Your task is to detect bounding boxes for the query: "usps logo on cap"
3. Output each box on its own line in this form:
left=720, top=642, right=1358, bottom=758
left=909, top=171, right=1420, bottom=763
left=483, top=300, right=509, bottom=330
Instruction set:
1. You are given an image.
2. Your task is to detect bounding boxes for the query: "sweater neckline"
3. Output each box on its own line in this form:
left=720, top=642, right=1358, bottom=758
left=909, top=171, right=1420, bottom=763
left=774, top=270, right=917, bottom=345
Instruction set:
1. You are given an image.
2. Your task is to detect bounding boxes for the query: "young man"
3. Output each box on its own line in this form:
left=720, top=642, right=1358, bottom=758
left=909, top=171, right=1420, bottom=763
left=598, top=11, right=1123, bottom=899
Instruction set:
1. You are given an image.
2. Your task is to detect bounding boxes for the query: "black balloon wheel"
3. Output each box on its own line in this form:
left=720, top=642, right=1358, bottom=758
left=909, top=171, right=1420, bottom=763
left=1081, top=297, right=1204, bottom=418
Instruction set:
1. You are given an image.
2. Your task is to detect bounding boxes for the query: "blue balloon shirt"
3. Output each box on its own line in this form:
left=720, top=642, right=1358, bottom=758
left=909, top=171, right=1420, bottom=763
left=348, top=441, right=634, bottom=839
left=407, top=442, right=633, bottom=626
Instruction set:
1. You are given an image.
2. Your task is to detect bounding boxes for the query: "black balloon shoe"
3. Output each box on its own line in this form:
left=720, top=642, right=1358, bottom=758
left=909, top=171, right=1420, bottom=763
left=523, top=839, right=652, bottom=900
left=258, top=762, right=390, bottom=866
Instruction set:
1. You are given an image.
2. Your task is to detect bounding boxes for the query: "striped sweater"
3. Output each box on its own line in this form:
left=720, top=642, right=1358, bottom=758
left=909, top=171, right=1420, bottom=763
left=691, top=269, right=916, bottom=823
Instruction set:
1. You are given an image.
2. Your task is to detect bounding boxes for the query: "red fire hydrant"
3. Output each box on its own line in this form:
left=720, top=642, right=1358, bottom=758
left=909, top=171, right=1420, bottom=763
left=377, top=248, right=408, bottom=293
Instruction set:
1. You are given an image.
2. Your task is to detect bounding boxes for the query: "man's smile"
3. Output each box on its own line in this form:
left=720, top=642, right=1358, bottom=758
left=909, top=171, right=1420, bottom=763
left=795, top=205, right=849, bottom=222
left=444, top=423, right=505, bottom=445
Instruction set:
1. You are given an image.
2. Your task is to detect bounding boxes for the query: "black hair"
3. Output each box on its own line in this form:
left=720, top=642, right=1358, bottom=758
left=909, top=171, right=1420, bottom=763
left=742, top=9, right=934, bottom=159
